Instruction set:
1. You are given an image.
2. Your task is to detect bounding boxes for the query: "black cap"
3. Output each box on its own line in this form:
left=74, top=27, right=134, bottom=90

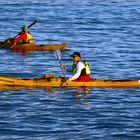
left=70, top=52, right=81, bottom=57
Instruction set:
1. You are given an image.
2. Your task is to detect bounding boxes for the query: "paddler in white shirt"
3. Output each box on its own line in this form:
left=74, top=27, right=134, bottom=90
left=60, top=52, right=93, bottom=81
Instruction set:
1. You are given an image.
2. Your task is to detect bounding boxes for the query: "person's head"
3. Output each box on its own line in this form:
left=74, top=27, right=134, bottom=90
left=22, top=25, right=28, bottom=32
left=70, top=52, right=81, bottom=63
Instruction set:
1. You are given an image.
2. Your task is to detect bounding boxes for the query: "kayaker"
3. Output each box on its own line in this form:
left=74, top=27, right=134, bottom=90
left=10, top=25, right=35, bottom=48
left=60, top=52, right=93, bottom=82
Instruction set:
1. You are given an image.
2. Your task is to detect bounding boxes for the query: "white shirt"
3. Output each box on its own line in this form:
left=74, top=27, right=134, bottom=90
left=69, top=61, right=85, bottom=81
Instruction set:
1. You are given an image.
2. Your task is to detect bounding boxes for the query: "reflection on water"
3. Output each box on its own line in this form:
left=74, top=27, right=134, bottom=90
left=43, top=87, right=92, bottom=110
left=43, top=87, right=91, bottom=100
left=71, top=87, right=91, bottom=99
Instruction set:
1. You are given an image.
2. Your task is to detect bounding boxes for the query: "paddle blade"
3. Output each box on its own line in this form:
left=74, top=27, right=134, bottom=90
left=54, top=49, right=61, bottom=61
left=54, top=48, right=67, bottom=83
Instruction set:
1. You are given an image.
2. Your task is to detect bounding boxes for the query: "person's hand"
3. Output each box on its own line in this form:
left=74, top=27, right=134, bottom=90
left=5, top=38, right=11, bottom=44
left=61, top=77, right=69, bottom=83
left=10, top=45, right=14, bottom=48
left=60, top=63, right=65, bottom=70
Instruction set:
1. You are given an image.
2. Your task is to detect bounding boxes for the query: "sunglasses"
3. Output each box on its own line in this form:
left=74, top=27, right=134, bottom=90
left=72, top=56, right=77, bottom=58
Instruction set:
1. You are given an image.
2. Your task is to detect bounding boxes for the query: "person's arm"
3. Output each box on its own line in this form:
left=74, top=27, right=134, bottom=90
left=68, top=62, right=85, bottom=81
left=15, top=34, right=26, bottom=43
left=10, top=35, right=24, bottom=48
left=10, top=40, right=17, bottom=48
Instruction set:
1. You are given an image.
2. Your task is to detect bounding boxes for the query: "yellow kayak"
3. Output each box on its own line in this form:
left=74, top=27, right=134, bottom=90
left=0, top=74, right=140, bottom=90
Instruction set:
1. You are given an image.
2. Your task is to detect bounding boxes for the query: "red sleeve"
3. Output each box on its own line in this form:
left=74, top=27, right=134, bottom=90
left=15, top=33, right=27, bottom=43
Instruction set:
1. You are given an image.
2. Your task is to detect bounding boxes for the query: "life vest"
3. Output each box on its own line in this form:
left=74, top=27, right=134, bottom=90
left=72, top=60, right=90, bottom=76
left=25, top=32, right=33, bottom=43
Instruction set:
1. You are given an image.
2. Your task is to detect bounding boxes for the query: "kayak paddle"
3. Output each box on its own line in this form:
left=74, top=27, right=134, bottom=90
left=54, top=48, right=67, bottom=82
left=0, top=20, right=37, bottom=48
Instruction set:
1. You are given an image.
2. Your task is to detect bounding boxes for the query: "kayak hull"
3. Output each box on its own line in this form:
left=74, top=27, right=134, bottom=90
left=0, top=75, right=140, bottom=90
left=0, top=42, right=67, bottom=53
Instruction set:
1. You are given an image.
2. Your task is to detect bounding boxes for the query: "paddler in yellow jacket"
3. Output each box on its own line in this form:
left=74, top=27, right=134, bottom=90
left=60, top=52, right=93, bottom=81
left=10, top=25, right=35, bottom=48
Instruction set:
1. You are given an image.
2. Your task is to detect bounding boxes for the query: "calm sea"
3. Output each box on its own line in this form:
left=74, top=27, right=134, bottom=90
left=0, top=0, right=140, bottom=139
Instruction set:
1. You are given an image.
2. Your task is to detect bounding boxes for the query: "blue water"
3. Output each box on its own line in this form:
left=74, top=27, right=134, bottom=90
left=0, top=0, right=140, bottom=139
